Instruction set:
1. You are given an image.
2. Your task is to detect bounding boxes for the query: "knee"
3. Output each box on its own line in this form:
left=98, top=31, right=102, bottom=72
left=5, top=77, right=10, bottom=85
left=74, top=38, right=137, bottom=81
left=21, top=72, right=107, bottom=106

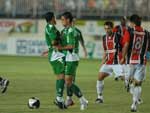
left=133, top=81, right=142, bottom=86
left=65, top=77, right=73, bottom=87
left=98, top=72, right=108, bottom=80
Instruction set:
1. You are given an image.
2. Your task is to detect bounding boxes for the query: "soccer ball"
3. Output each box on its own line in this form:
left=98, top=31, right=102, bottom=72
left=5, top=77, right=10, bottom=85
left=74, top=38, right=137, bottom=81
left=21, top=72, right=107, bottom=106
left=28, top=97, right=40, bottom=109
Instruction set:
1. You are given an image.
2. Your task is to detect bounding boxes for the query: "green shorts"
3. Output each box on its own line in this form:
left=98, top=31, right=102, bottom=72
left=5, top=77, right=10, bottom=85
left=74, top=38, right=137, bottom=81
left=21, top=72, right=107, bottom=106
left=65, top=61, right=79, bottom=76
left=50, top=58, right=65, bottom=75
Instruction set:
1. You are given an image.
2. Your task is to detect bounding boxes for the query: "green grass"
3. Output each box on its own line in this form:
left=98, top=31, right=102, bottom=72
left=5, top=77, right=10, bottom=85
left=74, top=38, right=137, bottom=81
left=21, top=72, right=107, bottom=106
left=0, top=55, right=150, bottom=113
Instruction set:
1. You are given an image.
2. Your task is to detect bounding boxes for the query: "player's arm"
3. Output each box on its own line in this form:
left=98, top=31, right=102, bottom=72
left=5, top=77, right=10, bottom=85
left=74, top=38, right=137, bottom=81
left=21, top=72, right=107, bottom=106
left=41, top=50, right=48, bottom=56
left=120, top=30, right=130, bottom=64
left=78, top=31, right=87, bottom=58
left=100, top=51, right=107, bottom=66
left=147, top=31, right=150, bottom=52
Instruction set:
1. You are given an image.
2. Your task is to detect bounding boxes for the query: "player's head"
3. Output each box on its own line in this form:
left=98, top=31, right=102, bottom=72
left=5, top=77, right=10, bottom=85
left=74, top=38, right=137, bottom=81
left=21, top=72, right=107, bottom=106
left=45, top=12, right=56, bottom=25
left=120, top=16, right=127, bottom=26
left=61, top=12, right=73, bottom=27
left=104, top=21, right=114, bottom=35
left=129, top=14, right=141, bottom=27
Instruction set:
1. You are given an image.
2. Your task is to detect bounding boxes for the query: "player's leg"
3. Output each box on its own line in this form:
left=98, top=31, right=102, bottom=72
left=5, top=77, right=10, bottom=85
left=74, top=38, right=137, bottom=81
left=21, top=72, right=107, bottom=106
left=130, top=64, right=145, bottom=112
left=50, top=58, right=66, bottom=109
left=65, top=63, right=78, bottom=107
left=0, top=76, right=9, bottom=93
left=125, top=64, right=135, bottom=93
left=96, top=64, right=112, bottom=103
left=65, top=61, right=88, bottom=110
left=114, top=64, right=125, bottom=81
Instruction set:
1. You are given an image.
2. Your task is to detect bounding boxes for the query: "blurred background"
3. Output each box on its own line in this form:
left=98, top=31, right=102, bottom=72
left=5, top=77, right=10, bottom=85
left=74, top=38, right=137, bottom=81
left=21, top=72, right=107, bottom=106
left=0, top=0, right=150, bottom=59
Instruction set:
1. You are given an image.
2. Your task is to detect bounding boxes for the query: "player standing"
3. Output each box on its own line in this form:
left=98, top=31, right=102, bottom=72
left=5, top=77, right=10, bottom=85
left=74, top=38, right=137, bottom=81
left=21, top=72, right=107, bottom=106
left=113, top=16, right=130, bottom=80
left=44, top=12, right=66, bottom=109
left=65, top=18, right=87, bottom=107
left=57, top=12, right=88, bottom=110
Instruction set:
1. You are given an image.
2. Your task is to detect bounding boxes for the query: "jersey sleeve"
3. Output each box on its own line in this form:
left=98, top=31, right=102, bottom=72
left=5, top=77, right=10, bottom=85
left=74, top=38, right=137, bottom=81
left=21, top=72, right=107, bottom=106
left=45, top=25, right=57, bottom=41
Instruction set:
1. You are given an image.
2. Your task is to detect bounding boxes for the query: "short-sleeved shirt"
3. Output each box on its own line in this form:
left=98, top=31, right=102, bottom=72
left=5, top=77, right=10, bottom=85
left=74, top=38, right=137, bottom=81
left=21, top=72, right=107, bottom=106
left=61, top=26, right=79, bottom=61
left=45, top=24, right=64, bottom=60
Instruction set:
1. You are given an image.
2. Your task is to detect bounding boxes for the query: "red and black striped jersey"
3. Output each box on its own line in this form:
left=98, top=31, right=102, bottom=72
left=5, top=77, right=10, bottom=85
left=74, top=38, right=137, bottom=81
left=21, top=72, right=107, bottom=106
left=127, top=26, right=150, bottom=65
left=102, top=33, right=122, bottom=64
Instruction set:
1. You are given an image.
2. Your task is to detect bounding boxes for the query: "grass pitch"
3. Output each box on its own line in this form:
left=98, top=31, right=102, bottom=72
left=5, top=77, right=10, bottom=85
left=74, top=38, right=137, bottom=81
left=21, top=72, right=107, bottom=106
left=0, top=55, right=150, bottom=113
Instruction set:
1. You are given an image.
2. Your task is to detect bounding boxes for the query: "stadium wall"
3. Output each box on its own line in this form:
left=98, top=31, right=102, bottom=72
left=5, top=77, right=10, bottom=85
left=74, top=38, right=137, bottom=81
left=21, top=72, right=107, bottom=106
left=0, top=19, right=150, bottom=59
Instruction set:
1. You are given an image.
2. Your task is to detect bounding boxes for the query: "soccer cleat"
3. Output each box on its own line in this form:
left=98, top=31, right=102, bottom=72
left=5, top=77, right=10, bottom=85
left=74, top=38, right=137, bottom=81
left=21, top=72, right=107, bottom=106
left=131, top=102, right=137, bottom=112
left=1, top=79, right=9, bottom=93
left=114, top=77, right=119, bottom=81
left=54, top=99, right=67, bottom=109
left=95, top=98, right=103, bottom=103
left=80, top=100, right=88, bottom=110
left=65, top=99, right=74, bottom=107
left=137, top=98, right=143, bottom=105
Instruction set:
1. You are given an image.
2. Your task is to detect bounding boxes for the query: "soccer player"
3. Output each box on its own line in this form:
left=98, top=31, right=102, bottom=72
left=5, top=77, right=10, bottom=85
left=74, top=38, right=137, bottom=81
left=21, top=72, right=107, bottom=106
left=57, top=12, right=88, bottom=110
left=127, top=14, right=150, bottom=112
left=44, top=12, right=66, bottom=109
left=95, top=21, right=129, bottom=103
left=0, top=76, right=9, bottom=93
left=65, top=18, right=88, bottom=107
left=113, top=16, right=130, bottom=81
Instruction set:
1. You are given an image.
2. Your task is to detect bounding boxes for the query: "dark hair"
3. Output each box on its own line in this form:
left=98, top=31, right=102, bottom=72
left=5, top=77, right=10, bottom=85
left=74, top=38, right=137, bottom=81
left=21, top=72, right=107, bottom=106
left=104, top=21, right=114, bottom=28
left=45, top=12, right=54, bottom=23
left=130, top=14, right=142, bottom=26
left=121, top=16, right=127, bottom=21
left=61, top=12, right=73, bottom=23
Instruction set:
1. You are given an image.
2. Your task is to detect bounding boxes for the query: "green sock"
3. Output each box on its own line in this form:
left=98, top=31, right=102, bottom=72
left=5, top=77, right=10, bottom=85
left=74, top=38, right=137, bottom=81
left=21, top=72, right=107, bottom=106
left=67, top=86, right=73, bottom=97
left=57, top=79, right=65, bottom=97
left=56, top=80, right=59, bottom=97
left=70, top=83, right=83, bottom=98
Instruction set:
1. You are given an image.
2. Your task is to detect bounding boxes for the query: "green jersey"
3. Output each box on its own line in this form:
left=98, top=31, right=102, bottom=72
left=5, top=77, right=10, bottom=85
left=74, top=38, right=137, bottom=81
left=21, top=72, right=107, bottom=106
left=61, top=26, right=80, bottom=61
left=74, top=27, right=85, bottom=46
left=45, top=24, right=64, bottom=61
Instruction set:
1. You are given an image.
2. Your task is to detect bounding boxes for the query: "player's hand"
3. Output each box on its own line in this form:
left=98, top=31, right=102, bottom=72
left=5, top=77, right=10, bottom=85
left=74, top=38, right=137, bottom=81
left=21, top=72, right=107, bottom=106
left=55, top=45, right=62, bottom=50
left=42, top=51, right=48, bottom=57
left=120, top=57, right=125, bottom=64
left=83, top=50, right=88, bottom=58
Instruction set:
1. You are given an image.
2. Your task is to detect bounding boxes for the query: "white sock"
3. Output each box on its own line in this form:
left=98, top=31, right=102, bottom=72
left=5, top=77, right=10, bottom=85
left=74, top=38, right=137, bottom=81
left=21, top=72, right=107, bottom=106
left=96, top=80, right=104, bottom=98
left=56, top=96, right=64, bottom=102
left=138, top=86, right=142, bottom=100
left=79, top=96, right=87, bottom=104
left=133, top=86, right=141, bottom=104
left=130, top=84, right=134, bottom=94
left=66, top=96, right=72, bottom=100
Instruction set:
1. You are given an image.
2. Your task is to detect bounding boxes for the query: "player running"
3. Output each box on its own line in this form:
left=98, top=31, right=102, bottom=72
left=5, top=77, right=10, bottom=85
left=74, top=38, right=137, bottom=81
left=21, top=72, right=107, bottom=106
left=95, top=21, right=129, bottom=104
left=127, top=14, right=150, bottom=112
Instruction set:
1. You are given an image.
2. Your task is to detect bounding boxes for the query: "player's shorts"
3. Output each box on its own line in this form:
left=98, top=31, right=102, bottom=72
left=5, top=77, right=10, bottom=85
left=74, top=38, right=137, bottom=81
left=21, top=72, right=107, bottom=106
left=126, top=64, right=146, bottom=81
left=50, top=57, right=65, bottom=75
left=99, top=64, right=124, bottom=77
left=65, top=61, right=79, bottom=76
